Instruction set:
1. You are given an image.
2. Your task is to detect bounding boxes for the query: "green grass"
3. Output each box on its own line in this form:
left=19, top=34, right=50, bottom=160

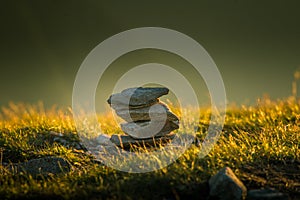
left=0, top=98, right=299, bottom=199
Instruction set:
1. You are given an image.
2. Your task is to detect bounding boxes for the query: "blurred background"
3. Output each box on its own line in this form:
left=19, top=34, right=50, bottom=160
left=1, top=1, right=300, bottom=112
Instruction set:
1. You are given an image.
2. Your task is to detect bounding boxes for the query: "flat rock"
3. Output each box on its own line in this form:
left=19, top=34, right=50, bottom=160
left=115, top=102, right=179, bottom=122
left=120, top=120, right=179, bottom=139
left=110, top=99, right=159, bottom=111
left=107, top=87, right=169, bottom=107
left=96, top=134, right=114, bottom=146
left=246, top=188, right=290, bottom=200
left=7, top=157, right=71, bottom=176
left=110, top=133, right=175, bottom=148
left=209, top=167, right=247, bottom=200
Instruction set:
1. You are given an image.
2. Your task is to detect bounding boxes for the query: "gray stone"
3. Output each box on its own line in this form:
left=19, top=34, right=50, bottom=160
left=34, top=131, right=87, bottom=151
left=8, top=157, right=71, bottom=176
left=110, top=133, right=175, bottom=148
left=209, top=167, right=247, bottom=200
left=49, top=131, right=63, bottom=137
left=115, top=102, right=179, bottom=122
left=120, top=120, right=179, bottom=139
left=246, top=188, right=289, bottom=200
left=110, top=99, right=159, bottom=111
left=107, top=87, right=169, bottom=107
left=96, top=134, right=114, bottom=146
left=53, top=137, right=68, bottom=146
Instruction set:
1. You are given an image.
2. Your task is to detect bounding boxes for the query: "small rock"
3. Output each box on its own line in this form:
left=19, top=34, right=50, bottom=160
left=209, top=167, right=247, bottom=200
left=49, top=131, right=63, bottom=137
left=96, top=134, right=113, bottom=146
left=9, top=157, right=71, bottom=176
left=53, top=137, right=68, bottom=146
left=120, top=120, right=179, bottom=139
left=110, top=133, right=175, bottom=148
left=115, top=102, right=179, bottom=122
left=246, top=188, right=290, bottom=200
left=44, top=131, right=86, bottom=151
left=107, top=87, right=169, bottom=107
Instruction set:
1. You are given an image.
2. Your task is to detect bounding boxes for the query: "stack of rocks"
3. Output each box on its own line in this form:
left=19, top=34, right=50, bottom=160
left=107, top=87, right=179, bottom=148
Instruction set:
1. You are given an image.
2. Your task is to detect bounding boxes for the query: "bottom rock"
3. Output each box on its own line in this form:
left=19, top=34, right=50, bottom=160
left=110, top=133, right=175, bottom=148
left=246, top=188, right=290, bottom=200
left=120, top=120, right=179, bottom=139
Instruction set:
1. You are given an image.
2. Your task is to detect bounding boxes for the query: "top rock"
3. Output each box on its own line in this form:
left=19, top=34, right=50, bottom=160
left=107, top=87, right=169, bottom=107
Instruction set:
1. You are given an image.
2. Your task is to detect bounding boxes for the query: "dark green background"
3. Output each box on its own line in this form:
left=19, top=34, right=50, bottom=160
left=1, top=1, right=300, bottom=111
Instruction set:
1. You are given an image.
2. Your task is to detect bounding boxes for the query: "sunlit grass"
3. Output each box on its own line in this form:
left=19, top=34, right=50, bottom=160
left=0, top=98, right=299, bottom=199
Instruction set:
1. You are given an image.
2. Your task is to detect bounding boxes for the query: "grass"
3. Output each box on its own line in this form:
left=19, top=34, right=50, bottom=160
left=0, top=98, right=299, bottom=199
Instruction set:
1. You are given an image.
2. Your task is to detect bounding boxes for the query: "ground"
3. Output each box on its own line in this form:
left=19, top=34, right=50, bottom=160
left=0, top=98, right=299, bottom=199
